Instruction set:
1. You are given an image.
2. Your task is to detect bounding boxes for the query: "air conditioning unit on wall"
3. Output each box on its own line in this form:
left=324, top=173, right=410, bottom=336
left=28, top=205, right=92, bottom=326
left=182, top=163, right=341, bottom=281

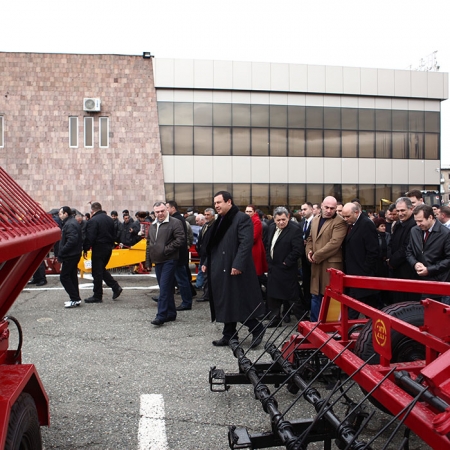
left=83, top=98, right=101, bottom=112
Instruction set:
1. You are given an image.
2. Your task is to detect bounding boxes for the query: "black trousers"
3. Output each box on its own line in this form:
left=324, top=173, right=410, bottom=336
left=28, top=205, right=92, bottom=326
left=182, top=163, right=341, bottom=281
left=222, top=318, right=262, bottom=340
left=60, top=256, right=81, bottom=301
left=91, top=246, right=119, bottom=299
left=32, top=261, right=46, bottom=282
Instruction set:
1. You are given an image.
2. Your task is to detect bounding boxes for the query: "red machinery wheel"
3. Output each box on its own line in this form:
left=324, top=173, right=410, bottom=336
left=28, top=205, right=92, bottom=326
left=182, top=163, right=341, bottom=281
left=5, top=393, right=42, bottom=450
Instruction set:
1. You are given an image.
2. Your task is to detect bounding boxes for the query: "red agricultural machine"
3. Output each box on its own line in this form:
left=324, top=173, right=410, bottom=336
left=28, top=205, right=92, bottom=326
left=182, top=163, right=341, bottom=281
left=0, top=167, right=60, bottom=449
left=210, top=269, right=450, bottom=449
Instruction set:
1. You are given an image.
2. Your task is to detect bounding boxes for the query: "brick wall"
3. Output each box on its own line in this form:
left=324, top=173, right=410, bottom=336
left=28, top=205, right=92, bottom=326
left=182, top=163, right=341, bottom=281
left=0, top=52, right=164, bottom=215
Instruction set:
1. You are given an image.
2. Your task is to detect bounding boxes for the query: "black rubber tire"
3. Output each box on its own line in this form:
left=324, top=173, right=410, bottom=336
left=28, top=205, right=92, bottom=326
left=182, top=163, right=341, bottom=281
left=5, top=393, right=42, bottom=450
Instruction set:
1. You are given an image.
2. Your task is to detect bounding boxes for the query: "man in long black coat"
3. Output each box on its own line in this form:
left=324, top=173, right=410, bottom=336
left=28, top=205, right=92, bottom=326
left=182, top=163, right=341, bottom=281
left=266, top=207, right=304, bottom=325
left=203, top=191, right=265, bottom=348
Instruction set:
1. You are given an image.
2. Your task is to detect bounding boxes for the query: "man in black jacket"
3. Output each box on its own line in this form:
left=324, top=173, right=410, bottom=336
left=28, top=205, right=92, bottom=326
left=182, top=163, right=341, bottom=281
left=83, top=202, right=122, bottom=303
left=58, top=206, right=83, bottom=308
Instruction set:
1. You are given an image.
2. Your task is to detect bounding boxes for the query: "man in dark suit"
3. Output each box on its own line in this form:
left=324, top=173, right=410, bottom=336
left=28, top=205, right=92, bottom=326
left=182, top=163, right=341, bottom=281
left=266, top=207, right=304, bottom=325
left=341, top=202, right=379, bottom=318
left=299, top=202, right=314, bottom=311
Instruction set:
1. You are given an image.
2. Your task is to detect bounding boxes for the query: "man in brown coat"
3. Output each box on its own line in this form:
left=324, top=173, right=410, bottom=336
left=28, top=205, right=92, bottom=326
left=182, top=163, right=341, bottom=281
left=305, top=196, right=347, bottom=321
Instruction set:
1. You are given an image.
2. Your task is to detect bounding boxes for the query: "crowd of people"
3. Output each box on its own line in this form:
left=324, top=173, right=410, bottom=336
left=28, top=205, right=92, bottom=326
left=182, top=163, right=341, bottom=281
left=35, top=188, right=450, bottom=348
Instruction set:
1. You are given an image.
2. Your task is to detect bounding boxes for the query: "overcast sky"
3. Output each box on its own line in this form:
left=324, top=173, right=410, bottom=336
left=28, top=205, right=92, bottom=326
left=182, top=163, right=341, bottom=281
left=2, top=0, right=449, bottom=163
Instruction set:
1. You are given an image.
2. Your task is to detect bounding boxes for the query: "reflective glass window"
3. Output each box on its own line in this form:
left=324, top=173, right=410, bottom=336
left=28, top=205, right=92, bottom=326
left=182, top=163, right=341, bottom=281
left=269, top=129, right=287, bottom=156
left=425, top=111, right=440, bottom=133
left=69, top=116, right=78, bottom=148
left=288, top=184, right=306, bottom=207
left=194, top=103, right=213, bottom=126
left=232, top=104, right=251, bottom=127
left=324, top=130, right=340, bottom=157
left=409, top=111, right=424, bottom=132
left=270, top=105, right=287, bottom=128
left=324, top=108, right=341, bottom=129
left=359, top=109, right=375, bottom=130
left=376, top=185, right=392, bottom=208
left=174, top=183, right=193, bottom=206
left=425, top=133, right=439, bottom=160
left=306, top=107, right=323, bottom=129
left=376, top=110, right=391, bottom=131
left=251, top=184, right=269, bottom=208
left=84, top=117, right=93, bottom=148
left=392, top=132, right=408, bottom=158
left=324, top=184, right=342, bottom=200
left=376, top=132, right=391, bottom=158
left=392, top=110, right=408, bottom=131
left=251, top=128, right=269, bottom=156
left=270, top=184, right=287, bottom=206
left=341, top=108, right=358, bottom=130
left=158, top=102, right=174, bottom=125
left=342, top=131, right=357, bottom=157
left=306, top=130, right=323, bottom=157
left=359, top=131, right=375, bottom=158
left=213, top=183, right=233, bottom=197
left=213, top=127, right=231, bottom=155
left=99, top=117, right=109, bottom=148
left=174, top=103, right=193, bottom=125
left=306, top=185, right=324, bottom=205
left=159, top=126, right=173, bottom=154
left=288, top=129, right=305, bottom=156
left=233, top=183, right=251, bottom=207
left=194, top=183, right=213, bottom=208
left=194, top=127, right=212, bottom=155
left=392, top=185, right=408, bottom=202
left=251, top=105, right=269, bottom=127
left=174, top=126, right=193, bottom=154
left=213, top=104, right=232, bottom=126
left=288, top=106, right=305, bottom=128
left=358, top=185, right=375, bottom=209
left=232, top=128, right=250, bottom=156
left=164, top=183, right=175, bottom=201
left=342, top=184, right=358, bottom=204
left=409, top=133, right=424, bottom=159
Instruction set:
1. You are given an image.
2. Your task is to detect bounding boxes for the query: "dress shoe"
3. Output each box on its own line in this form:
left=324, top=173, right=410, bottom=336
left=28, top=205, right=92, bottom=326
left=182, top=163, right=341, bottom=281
left=196, top=297, right=209, bottom=302
left=166, top=316, right=176, bottom=322
left=151, top=296, right=159, bottom=302
left=267, top=317, right=282, bottom=328
left=250, top=327, right=266, bottom=349
left=84, top=297, right=103, bottom=304
left=151, top=318, right=164, bottom=326
left=176, top=305, right=192, bottom=311
left=212, top=337, right=230, bottom=347
left=35, top=280, right=47, bottom=287
left=27, top=280, right=37, bottom=285
left=112, top=287, right=123, bottom=300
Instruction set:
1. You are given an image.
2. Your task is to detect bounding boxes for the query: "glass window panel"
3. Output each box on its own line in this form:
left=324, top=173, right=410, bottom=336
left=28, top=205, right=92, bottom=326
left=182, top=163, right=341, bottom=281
left=174, top=103, right=193, bottom=125
left=251, top=105, right=269, bottom=127
left=269, top=129, right=287, bottom=156
left=288, top=184, right=306, bottom=208
left=232, top=104, right=251, bottom=127
left=174, top=183, right=193, bottom=206
left=358, top=185, right=375, bottom=210
left=270, top=184, right=288, bottom=208
left=376, top=186, right=392, bottom=211
left=233, top=183, right=251, bottom=208
left=213, top=183, right=233, bottom=197
left=392, top=110, right=408, bottom=131
left=306, top=185, right=323, bottom=205
left=157, top=102, right=173, bottom=125
left=392, top=132, right=408, bottom=158
left=213, top=104, right=231, bottom=126
left=425, top=133, right=439, bottom=160
left=341, top=108, right=358, bottom=130
left=324, top=108, right=341, bottom=129
left=194, top=127, right=212, bottom=155
left=99, top=117, right=109, bottom=148
left=232, top=128, right=250, bottom=156
left=324, top=130, right=340, bottom=157
left=174, top=126, right=193, bottom=155
left=270, top=105, right=287, bottom=128
left=376, top=110, right=391, bottom=131
left=69, top=117, right=78, bottom=148
left=324, top=184, right=342, bottom=201
left=306, top=106, right=323, bottom=129
left=84, top=117, right=93, bottom=148
left=213, top=127, right=231, bottom=155
left=194, top=183, right=213, bottom=208
left=342, top=184, right=358, bottom=204
left=306, top=130, right=323, bottom=157
left=342, top=131, right=357, bottom=157
left=288, top=129, right=305, bottom=156
left=375, top=132, right=391, bottom=158
left=425, top=111, right=440, bottom=133
left=194, top=103, right=212, bottom=126
left=359, top=109, right=375, bottom=130
left=392, top=185, right=408, bottom=202
left=409, top=133, right=424, bottom=159
left=251, top=128, right=269, bottom=156
left=164, top=183, right=174, bottom=202
left=359, top=131, right=375, bottom=158
left=288, top=106, right=305, bottom=128
left=409, top=111, right=424, bottom=132
left=252, top=184, right=269, bottom=209
left=160, top=126, right=174, bottom=154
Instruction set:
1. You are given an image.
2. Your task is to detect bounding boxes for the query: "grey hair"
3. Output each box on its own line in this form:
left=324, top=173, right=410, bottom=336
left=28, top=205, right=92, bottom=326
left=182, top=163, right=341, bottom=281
left=204, top=207, right=215, bottom=215
left=153, top=201, right=166, bottom=208
left=273, top=206, right=290, bottom=217
left=395, top=197, right=413, bottom=209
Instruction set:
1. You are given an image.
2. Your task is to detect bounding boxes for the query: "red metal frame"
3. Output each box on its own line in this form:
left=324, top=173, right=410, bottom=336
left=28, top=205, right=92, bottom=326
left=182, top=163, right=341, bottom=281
left=282, top=269, right=450, bottom=449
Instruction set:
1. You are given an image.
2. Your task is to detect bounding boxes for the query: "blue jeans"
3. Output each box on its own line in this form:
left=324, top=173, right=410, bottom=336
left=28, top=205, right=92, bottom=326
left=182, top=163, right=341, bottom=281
left=174, top=263, right=193, bottom=308
left=195, top=269, right=205, bottom=289
left=310, top=294, right=323, bottom=322
left=155, top=259, right=177, bottom=321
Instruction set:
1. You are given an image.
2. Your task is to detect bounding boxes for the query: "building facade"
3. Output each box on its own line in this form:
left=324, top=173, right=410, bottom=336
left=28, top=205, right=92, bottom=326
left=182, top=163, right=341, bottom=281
left=0, top=52, right=448, bottom=214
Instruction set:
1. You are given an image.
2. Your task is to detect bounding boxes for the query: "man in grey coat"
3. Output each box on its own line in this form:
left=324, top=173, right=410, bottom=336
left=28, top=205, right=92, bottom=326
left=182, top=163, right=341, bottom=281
left=202, top=191, right=265, bottom=348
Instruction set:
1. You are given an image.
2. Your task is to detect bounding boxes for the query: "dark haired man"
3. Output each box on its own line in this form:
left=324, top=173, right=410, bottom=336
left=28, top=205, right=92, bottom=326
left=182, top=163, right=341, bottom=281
left=83, top=202, right=122, bottom=303
left=406, top=190, right=424, bottom=210
left=58, top=206, right=83, bottom=308
left=203, top=191, right=265, bottom=348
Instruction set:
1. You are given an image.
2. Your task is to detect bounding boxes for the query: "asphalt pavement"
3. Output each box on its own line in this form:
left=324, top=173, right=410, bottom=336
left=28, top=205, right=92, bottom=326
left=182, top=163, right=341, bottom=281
left=7, top=272, right=430, bottom=450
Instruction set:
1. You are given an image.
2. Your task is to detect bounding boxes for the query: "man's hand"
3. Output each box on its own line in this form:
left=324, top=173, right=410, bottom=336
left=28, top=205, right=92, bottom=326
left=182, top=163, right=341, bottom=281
left=415, top=262, right=428, bottom=277
left=231, top=268, right=242, bottom=275
left=307, top=251, right=316, bottom=264
left=201, top=265, right=207, bottom=273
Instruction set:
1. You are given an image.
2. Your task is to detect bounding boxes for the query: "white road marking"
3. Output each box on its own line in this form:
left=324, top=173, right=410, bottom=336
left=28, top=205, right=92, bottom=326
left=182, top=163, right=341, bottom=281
left=138, top=394, right=168, bottom=450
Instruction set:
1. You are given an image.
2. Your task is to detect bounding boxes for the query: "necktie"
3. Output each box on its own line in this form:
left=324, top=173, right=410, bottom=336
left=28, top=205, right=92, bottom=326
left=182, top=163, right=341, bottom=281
left=347, top=224, right=353, bottom=235
left=424, top=230, right=430, bottom=243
